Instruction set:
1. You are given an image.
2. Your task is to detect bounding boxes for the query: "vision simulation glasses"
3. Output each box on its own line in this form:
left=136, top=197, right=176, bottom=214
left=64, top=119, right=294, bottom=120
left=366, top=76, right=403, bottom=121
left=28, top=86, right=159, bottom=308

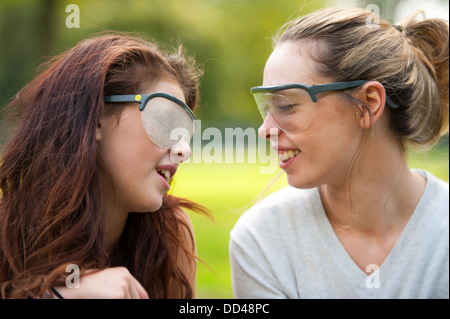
left=104, top=92, right=196, bottom=149
left=251, top=80, right=399, bottom=134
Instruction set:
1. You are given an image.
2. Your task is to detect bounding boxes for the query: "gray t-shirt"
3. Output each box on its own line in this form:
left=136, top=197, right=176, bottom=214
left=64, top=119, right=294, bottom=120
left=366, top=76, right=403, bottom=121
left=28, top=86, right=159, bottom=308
left=229, top=170, right=449, bottom=298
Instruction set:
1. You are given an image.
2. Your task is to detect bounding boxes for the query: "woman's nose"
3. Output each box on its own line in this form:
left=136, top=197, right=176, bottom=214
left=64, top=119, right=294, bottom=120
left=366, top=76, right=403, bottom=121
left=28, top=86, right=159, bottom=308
left=258, top=113, right=281, bottom=140
left=170, top=137, right=192, bottom=163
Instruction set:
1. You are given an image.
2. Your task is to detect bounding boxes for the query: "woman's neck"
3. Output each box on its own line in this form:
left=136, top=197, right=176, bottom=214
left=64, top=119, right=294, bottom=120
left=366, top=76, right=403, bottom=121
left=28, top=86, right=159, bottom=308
left=320, top=139, right=426, bottom=236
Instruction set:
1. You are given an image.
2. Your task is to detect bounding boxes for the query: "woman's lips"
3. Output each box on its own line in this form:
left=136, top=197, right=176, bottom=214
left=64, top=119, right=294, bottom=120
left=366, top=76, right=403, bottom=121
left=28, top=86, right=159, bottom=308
left=155, top=164, right=178, bottom=190
left=277, top=148, right=301, bottom=169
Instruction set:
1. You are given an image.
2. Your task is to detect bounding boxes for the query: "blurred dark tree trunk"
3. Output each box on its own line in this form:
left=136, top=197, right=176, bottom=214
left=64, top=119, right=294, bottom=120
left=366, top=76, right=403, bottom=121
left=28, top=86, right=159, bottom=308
left=36, top=0, right=57, bottom=59
left=0, top=0, right=57, bottom=107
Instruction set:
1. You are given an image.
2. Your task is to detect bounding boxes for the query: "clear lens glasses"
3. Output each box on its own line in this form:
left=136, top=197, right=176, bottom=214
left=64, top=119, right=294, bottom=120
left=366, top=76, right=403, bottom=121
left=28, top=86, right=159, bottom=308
left=253, top=88, right=316, bottom=134
left=251, top=80, right=400, bottom=134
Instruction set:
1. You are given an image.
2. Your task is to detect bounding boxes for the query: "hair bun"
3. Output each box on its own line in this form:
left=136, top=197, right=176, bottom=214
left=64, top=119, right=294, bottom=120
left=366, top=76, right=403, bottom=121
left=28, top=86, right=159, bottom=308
left=402, top=12, right=449, bottom=136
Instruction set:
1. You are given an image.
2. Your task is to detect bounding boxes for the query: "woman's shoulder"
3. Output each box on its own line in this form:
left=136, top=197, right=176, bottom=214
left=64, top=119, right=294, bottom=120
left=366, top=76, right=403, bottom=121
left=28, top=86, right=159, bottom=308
left=408, top=169, right=448, bottom=240
left=415, top=169, right=449, bottom=208
left=231, top=186, right=321, bottom=238
left=249, top=186, right=319, bottom=215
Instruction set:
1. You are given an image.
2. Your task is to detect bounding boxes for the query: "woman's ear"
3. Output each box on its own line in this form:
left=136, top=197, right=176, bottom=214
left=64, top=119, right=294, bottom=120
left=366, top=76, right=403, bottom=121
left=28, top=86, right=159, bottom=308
left=355, top=81, right=387, bottom=129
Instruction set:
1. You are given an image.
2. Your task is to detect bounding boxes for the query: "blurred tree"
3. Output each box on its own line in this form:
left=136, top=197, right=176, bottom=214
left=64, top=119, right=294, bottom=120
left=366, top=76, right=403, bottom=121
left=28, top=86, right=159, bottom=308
left=0, top=0, right=57, bottom=107
left=0, top=0, right=327, bottom=127
left=3, top=0, right=447, bottom=130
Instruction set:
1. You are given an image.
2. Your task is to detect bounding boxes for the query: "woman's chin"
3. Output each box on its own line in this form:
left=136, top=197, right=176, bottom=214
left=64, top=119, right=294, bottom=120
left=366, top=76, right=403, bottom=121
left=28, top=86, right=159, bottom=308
left=133, top=196, right=164, bottom=213
left=148, top=199, right=164, bottom=212
left=286, top=173, right=318, bottom=190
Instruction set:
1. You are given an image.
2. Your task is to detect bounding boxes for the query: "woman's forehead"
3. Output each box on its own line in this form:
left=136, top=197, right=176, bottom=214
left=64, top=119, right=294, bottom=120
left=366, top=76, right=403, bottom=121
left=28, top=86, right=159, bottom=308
left=263, top=41, right=328, bottom=87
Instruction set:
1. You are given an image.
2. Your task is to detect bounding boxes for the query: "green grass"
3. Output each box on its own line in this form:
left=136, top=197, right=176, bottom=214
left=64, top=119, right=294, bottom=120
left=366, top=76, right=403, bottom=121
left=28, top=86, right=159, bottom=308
left=407, top=147, right=449, bottom=182
left=171, top=161, right=288, bottom=298
left=170, top=146, right=449, bottom=299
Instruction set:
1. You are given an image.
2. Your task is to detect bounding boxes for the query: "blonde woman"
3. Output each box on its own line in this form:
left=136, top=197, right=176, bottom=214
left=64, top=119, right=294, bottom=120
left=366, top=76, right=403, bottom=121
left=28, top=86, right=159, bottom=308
left=230, top=8, right=449, bottom=298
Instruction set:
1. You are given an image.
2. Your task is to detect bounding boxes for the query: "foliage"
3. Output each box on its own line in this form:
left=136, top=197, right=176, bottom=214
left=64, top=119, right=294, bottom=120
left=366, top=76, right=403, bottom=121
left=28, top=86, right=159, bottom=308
left=0, top=0, right=326, bottom=126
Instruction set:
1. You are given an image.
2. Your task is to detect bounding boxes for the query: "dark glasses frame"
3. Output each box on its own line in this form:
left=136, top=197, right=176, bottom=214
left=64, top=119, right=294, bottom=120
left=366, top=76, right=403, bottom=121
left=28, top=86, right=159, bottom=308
left=251, top=80, right=399, bottom=109
left=104, top=92, right=197, bottom=121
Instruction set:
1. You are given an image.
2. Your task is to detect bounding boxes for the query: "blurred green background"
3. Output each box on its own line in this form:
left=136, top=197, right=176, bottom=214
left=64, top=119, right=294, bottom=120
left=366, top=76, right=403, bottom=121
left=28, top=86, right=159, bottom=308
left=0, top=0, right=448, bottom=299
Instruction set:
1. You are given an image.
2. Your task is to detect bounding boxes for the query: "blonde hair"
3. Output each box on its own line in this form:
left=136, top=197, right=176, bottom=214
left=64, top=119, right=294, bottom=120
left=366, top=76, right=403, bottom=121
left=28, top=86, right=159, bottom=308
left=275, top=7, right=449, bottom=151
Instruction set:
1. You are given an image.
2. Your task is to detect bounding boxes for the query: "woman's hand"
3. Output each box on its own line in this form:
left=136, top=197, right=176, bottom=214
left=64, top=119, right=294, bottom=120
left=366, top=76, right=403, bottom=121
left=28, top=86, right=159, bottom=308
left=53, top=266, right=149, bottom=299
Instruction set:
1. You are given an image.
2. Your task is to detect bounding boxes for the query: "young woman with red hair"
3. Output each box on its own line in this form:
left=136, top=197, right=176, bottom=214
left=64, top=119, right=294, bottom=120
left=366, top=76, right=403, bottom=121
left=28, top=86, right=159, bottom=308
left=0, top=34, right=208, bottom=299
